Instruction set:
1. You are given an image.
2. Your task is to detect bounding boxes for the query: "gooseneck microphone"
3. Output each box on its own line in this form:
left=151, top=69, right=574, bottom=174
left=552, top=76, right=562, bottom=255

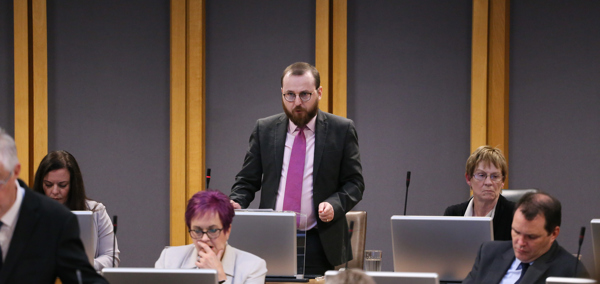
left=345, top=221, right=355, bottom=270
left=113, top=215, right=118, bottom=267
left=403, top=171, right=411, bottom=215
left=206, top=168, right=211, bottom=189
left=574, top=226, right=585, bottom=275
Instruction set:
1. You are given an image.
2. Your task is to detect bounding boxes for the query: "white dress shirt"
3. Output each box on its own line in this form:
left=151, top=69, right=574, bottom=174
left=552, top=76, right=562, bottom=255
left=500, top=258, right=533, bottom=284
left=464, top=197, right=497, bottom=219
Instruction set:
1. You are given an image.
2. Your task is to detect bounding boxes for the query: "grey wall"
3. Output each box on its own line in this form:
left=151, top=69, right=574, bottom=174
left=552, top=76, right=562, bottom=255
left=205, top=0, right=315, bottom=204
left=46, top=0, right=170, bottom=267
left=509, top=0, right=600, bottom=276
left=347, top=0, right=472, bottom=271
left=0, top=0, right=14, bottom=136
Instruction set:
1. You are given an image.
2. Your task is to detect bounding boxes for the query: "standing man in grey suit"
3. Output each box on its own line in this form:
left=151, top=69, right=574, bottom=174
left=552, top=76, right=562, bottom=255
left=0, top=128, right=107, bottom=284
left=463, top=192, right=588, bottom=284
left=230, top=62, right=365, bottom=276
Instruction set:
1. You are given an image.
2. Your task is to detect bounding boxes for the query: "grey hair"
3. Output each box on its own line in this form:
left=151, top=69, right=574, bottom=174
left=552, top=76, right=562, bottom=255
left=0, top=128, right=19, bottom=172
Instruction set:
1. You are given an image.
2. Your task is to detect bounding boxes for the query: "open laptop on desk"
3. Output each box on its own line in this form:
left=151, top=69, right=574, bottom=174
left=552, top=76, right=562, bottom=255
left=102, top=268, right=217, bottom=284
left=391, top=216, right=493, bottom=283
left=229, top=211, right=305, bottom=281
left=325, top=270, right=439, bottom=284
left=73, top=211, right=97, bottom=265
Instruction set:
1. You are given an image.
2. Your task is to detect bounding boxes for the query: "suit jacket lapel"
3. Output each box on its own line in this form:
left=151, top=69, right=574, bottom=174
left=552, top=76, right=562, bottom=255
left=313, top=110, right=327, bottom=188
left=520, top=241, right=559, bottom=283
left=485, top=245, right=516, bottom=283
left=0, top=189, right=40, bottom=281
left=266, top=114, right=287, bottom=209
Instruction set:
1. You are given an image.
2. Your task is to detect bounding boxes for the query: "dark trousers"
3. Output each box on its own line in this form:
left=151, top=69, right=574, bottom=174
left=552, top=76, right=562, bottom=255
left=304, top=228, right=334, bottom=276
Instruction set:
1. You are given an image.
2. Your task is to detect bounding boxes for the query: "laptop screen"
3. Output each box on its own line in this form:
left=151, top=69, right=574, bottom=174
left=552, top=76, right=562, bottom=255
left=72, top=210, right=97, bottom=265
left=391, top=216, right=493, bottom=282
left=228, top=211, right=298, bottom=277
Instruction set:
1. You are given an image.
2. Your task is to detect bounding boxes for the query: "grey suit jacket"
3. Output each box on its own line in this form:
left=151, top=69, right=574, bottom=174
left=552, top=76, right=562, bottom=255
left=462, top=241, right=588, bottom=284
left=230, top=110, right=365, bottom=266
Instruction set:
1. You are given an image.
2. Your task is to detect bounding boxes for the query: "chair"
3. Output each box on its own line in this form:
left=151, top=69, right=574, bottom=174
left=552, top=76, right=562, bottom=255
left=546, top=277, right=597, bottom=283
left=335, top=211, right=367, bottom=270
left=501, top=188, right=539, bottom=203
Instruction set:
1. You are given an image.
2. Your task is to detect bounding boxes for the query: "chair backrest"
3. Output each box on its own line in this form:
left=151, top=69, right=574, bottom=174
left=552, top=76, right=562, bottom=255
left=501, top=188, right=539, bottom=203
left=335, top=211, right=367, bottom=270
left=546, top=277, right=597, bottom=283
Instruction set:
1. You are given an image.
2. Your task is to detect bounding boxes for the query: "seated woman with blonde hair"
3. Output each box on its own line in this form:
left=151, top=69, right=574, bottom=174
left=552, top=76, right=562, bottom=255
left=155, top=190, right=267, bottom=284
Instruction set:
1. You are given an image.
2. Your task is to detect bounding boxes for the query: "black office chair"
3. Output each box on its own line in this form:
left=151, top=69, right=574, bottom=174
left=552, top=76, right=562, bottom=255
left=501, top=188, right=539, bottom=203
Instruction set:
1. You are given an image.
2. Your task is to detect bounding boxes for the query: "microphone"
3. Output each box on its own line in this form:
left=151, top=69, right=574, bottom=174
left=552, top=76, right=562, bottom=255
left=113, top=215, right=118, bottom=267
left=206, top=168, right=211, bottom=189
left=574, top=226, right=585, bottom=275
left=345, top=221, right=355, bottom=270
left=404, top=171, right=411, bottom=215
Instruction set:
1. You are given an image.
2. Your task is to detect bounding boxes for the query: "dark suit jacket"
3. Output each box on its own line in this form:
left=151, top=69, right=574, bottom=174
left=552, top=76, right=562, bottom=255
left=0, top=180, right=107, bottom=284
left=462, top=241, right=588, bottom=284
left=230, top=110, right=365, bottom=266
left=444, top=194, right=515, bottom=241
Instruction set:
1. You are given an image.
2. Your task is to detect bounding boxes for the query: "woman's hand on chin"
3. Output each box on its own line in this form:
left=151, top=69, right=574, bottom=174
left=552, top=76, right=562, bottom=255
left=195, top=241, right=226, bottom=282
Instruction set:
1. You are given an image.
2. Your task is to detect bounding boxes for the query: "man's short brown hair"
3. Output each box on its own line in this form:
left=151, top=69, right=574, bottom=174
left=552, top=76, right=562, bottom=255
left=281, top=62, right=320, bottom=89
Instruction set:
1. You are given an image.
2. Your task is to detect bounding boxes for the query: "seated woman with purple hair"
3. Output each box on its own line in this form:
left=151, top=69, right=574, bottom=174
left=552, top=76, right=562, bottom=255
left=155, top=190, right=267, bottom=284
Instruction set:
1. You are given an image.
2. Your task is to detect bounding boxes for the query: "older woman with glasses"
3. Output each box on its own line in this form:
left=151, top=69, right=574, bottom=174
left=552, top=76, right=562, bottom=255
left=155, top=190, right=267, bottom=284
left=444, top=145, right=515, bottom=241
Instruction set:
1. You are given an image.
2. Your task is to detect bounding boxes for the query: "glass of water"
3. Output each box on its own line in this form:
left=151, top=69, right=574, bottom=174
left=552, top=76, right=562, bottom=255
left=364, top=250, right=382, bottom=271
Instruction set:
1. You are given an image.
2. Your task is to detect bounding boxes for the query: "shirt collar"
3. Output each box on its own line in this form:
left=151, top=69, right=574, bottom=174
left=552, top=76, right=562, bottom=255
left=464, top=197, right=497, bottom=218
left=1, top=180, right=25, bottom=229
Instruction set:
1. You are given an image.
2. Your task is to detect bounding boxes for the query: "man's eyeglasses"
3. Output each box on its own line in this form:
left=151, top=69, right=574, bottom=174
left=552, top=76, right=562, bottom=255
left=472, top=172, right=503, bottom=183
left=283, top=91, right=313, bottom=102
left=0, top=171, right=13, bottom=187
left=189, top=228, right=223, bottom=239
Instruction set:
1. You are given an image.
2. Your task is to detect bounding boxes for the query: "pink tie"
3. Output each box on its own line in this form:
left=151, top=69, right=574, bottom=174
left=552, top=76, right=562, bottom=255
left=283, top=127, right=306, bottom=220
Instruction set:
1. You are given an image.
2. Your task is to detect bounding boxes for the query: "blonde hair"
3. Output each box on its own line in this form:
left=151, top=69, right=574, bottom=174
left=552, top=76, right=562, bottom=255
left=465, top=145, right=507, bottom=181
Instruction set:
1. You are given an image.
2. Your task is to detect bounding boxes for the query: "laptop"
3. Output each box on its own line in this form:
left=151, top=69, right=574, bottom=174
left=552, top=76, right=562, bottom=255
left=72, top=210, right=97, bottom=265
left=102, top=268, right=218, bottom=284
left=591, top=219, right=600, bottom=280
left=391, top=216, right=493, bottom=282
left=546, top=277, right=597, bottom=284
left=325, top=270, right=439, bottom=284
left=228, top=211, right=298, bottom=278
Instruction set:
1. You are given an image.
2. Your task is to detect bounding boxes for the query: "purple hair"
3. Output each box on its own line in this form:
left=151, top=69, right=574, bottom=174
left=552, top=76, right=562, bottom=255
left=185, top=190, right=234, bottom=233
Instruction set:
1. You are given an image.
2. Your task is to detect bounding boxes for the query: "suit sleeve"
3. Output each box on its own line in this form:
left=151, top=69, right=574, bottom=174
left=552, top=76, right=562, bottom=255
left=462, top=242, right=484, bottom=284
left=56, top=213, right=108, bottom=284
left=230, top=121, right=263, bottom=208
left=323, top=121, right=365, bottom=220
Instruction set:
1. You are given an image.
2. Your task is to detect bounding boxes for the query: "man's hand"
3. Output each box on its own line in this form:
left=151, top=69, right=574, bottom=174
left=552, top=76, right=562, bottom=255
left=318, top=202, right=334, bottom=222
left=230, top=200, right=241, bottom=209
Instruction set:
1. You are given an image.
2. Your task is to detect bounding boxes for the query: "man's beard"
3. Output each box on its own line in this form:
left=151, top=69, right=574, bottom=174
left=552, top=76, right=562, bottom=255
left=283, top=101, right=318, bottom=128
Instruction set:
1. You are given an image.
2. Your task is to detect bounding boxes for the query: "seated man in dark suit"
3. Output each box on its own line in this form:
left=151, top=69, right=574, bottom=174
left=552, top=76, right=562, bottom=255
left=0, top=128, right=107, bottom=284
left=445, top=145, right=515, bottom=240
left=462, top=191, right=588, bottom=284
